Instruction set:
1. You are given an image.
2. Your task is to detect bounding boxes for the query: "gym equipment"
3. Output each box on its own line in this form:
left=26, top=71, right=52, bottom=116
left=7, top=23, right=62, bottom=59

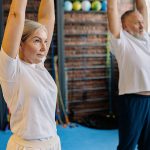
left=54, top=56, right=70, bottom=126
left=101, top=0, right=107, bottom=12
left=91, top=0, right=102, bottom=11
left=64, top=1, right=73, bottom=12
left=81, top=0, right=91, bottom=12
left=73, top=1, right=82, bottom=11
left=54, top=56, right=78, bottom=128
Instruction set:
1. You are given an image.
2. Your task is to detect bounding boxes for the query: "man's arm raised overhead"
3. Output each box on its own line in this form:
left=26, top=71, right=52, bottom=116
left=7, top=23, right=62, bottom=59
left=107, top=0, right=121, bottom=39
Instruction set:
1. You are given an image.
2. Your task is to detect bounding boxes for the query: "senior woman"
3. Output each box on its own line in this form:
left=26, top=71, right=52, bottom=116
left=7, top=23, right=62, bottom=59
left=0, top=0, right=61, bottom=149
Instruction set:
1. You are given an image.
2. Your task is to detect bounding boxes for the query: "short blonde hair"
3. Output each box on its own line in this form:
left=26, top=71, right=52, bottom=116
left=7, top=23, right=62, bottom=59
left=21, top=19, right=47, bottom=42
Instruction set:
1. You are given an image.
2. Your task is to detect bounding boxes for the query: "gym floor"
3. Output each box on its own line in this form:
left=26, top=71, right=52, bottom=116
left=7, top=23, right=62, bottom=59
left=0, top=124, right=118, bottom=150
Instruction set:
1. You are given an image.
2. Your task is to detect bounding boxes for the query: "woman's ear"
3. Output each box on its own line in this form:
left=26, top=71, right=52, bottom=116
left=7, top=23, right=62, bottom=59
left=19, top=46, right=22, bottom=52
left=19, top=42, right=23, bottom=51
left=19, top=43, right=23, bottom=59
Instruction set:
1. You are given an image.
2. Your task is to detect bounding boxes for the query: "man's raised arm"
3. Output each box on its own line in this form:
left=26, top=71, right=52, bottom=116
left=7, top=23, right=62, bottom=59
left=136, top=0, right=148, bottom=31
left=107, top=0, right=121, bottom=38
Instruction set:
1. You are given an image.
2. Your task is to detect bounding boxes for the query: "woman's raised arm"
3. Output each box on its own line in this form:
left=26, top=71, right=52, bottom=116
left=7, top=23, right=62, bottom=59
left=2, top=0, right=27, bottom=58
left=38, top=0, right=55, bottom=49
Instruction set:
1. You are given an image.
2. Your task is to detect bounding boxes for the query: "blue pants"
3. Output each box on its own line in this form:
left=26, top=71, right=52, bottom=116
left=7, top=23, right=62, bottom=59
left=117, top=94, right=150, bottom=150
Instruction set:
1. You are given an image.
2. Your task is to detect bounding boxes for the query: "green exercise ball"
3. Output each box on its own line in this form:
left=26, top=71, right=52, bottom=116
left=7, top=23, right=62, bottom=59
left=91, top=0, right=102, bottom=11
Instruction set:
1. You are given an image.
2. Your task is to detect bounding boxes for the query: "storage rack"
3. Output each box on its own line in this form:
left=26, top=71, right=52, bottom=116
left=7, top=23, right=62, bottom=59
left=62, top=9, right=111, bottom=121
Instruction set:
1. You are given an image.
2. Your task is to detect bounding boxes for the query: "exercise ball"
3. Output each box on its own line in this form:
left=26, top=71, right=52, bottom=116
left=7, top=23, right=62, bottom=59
left=64, top=1, right=73, bottom=12
left=91, top=0, right=102, bottom=11
left=101, top=0, right=107, bottom=12
left=73, top=1, right=82, bottom=11
left=82, top=0, right=91, bottom=12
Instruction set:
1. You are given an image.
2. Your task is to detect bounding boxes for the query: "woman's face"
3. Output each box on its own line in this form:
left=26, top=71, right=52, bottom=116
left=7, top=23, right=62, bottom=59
left=20, top=27, right=48, bottom=64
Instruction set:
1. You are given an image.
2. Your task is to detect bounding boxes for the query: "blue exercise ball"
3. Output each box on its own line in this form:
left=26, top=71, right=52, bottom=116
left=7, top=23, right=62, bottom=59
left=101, top=0, right=107, bottom=12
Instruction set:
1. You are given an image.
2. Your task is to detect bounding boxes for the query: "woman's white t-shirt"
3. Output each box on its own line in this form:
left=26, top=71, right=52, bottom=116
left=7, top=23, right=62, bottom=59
left=110, top=30, right=150, bottom=95
left=0, top=48, right=57, bottom=140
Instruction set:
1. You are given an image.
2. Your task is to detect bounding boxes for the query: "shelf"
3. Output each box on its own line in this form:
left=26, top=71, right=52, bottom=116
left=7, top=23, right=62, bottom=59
left=65, top=66, right=110, bottom=71
left=68, top=97, right=107, bottom=104
left=64, top=11, right=107, bottom=14
left=73, top=107, right=109, bottom=114
left=67, top=76, right=110, bottom=81
left=65, top=21, right=107, bottom=25
left=68, top=86, right=107, bottom=92
left=65, top=54, right=107, bottom=58
left=65, top=43, right=107, bottom=47
left=65, top=32, right=108, bottom=36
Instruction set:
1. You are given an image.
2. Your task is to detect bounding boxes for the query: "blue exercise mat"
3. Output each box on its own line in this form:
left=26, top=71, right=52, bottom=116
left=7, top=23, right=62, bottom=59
left=0, top=124, right=118, bottom=150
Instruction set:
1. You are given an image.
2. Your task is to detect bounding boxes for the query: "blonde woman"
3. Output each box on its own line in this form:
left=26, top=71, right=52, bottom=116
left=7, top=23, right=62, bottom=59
left=0, top=0, right=61, bottom=149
